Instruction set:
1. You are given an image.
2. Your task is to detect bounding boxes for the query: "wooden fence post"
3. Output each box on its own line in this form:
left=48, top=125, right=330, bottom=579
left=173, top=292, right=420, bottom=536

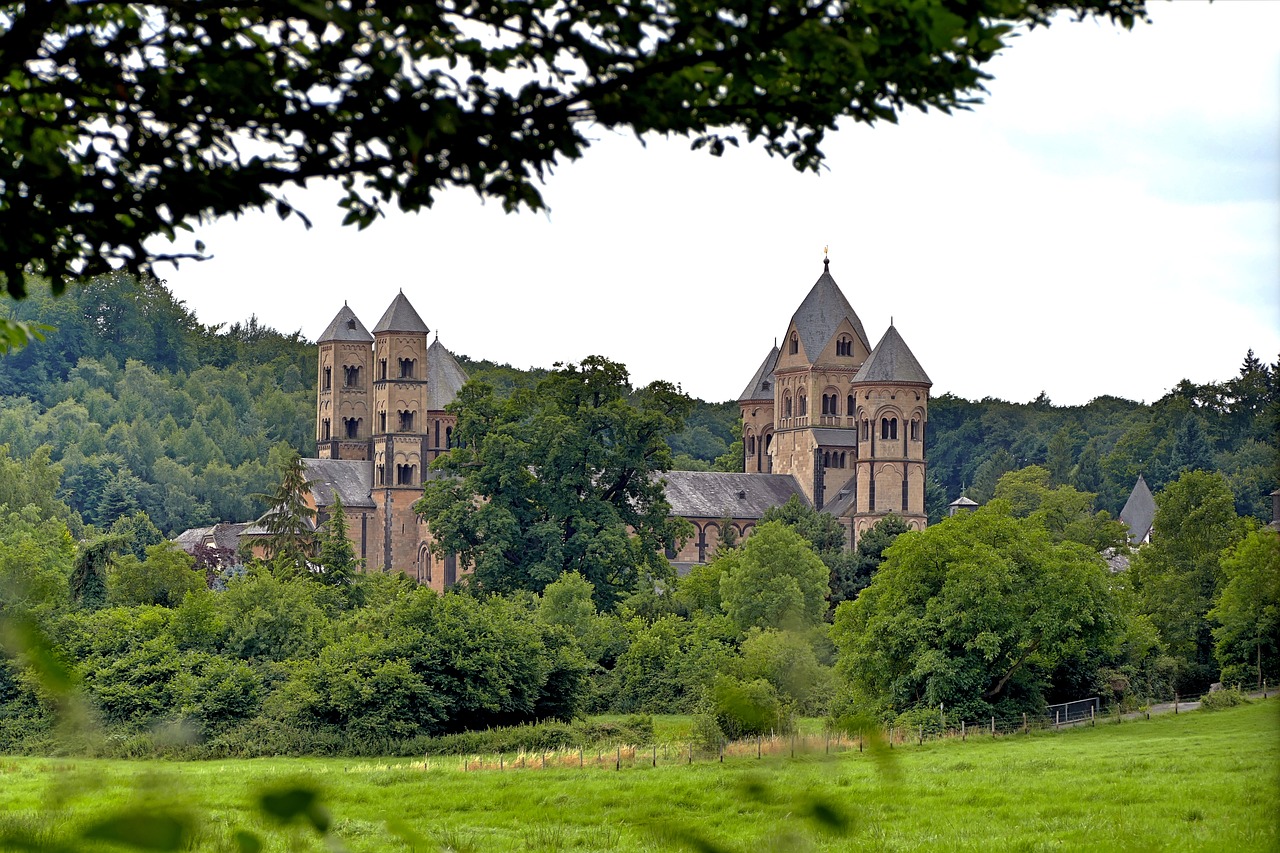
left=719, top=739, right=724, bottom=763
left=579, top=748, right=583, bottom=768
left=1023, top=712, right=1027, bottom=735
left=616, top=747, right=620, bottom=771
left=918, top=725, right=923, bottom=746
left=961, top=720, right=966, bottom=741
left=757, top=735, right=762, bottom=759
left=1090, top=706, right=1095, bottom=727
left=991, top=717, right=995, bottom=738
left=499, top=754, right=504, bottom=771
left=888, top=726, right=893, bottom=749
left=1174, top=693, right=1179, bottom=714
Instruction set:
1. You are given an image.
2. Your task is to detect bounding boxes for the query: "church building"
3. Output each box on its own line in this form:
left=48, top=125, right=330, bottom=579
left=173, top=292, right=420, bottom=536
left=663, top=255, right=932, bottom=566
left=227, top=256, right=930, bottom=585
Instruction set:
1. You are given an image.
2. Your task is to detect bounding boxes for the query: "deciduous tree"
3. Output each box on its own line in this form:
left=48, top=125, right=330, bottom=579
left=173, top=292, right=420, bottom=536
left=832, top=503, right=1120, bottom=720
left=416, top=357, right=692, bottom=609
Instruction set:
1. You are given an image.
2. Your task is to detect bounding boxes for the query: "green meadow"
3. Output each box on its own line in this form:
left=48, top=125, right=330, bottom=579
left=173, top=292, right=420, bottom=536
left=2, top=700, right=1276, bottom=853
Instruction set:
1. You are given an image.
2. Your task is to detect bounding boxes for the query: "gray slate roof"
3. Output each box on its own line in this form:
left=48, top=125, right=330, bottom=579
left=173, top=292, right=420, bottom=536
left=812, top=428, right=859, bottom=447
left=788, top=263, right=871, bottom=362
left=317, top=304, right=374, bottom=343
left=1119, top=474, right=1156, bottom=545
left=425, top=339, right=469, bottom=410
left=820, top=485, right=857, bottom=518
left=372, top=291, right=429, bottom=334
left=852, top=324, right=931, bottom=385
left=303, top=458, right=376, bottom=509
left=738, top=346, right=779, bottom=402
left=662, top=471, right=809, bottom=519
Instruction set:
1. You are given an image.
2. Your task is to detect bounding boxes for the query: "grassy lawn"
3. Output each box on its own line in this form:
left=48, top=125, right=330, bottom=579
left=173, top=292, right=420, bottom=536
left=1, top=699, right=1276, bottom=852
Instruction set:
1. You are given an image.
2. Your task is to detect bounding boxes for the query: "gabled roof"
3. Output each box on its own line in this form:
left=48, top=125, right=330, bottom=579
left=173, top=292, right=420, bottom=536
left=425, top=339, right=469, bottom=410
left=738, top=346, right=779, bottom=402
left=317, top=304, right=373, bottom=343
left=662, top=471, right=809, bottom=519
left=372, top=291, right=429, bottom=334
left=787, top=261, right=871, bottom=362
left=1119, top=474, right=1156, bottom=545
left=303, top=458, right=376, bottom=509
left=852, top=324, right=931, bottom=385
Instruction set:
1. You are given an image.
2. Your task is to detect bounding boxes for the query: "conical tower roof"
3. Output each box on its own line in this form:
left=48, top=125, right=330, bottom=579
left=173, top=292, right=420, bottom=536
left=425, top=338, right=469, bottom=410
left=317, top=303, right=373, bottom=343
left=787, top=260, right=871, bottom=362
left=372, top=291, right=429, bottom=334
left=1119, top=474, right=1156, bottom=545
left=852, top=324, right=931, bottom=385
left=738, top=346, right=779, bottom=402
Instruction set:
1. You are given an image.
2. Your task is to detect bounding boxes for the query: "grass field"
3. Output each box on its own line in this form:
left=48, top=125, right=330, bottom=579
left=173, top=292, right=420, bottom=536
left=2, top=699, right=1276, bottom=852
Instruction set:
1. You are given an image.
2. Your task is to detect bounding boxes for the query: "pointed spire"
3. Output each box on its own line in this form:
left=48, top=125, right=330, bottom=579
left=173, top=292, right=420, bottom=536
left=785, top=260, right=871, bottom=362
left=852, top=324, right=931, bottom=385
left=317, top=304, right=372, bottom=343
left=372, top=291, right=429, bottom=334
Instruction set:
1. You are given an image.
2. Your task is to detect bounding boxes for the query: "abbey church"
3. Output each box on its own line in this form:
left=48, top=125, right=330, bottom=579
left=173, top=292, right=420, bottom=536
left=218, top=257, right=930, bottom=588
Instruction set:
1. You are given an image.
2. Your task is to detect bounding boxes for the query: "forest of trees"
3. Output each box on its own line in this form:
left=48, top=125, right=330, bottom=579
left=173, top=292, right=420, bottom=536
left=1, top=273, right=1276, bottom=758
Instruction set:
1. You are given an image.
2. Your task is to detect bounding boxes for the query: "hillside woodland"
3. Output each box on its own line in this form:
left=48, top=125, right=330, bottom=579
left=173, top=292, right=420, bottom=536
left=0, top=275, right=1276, bottom=757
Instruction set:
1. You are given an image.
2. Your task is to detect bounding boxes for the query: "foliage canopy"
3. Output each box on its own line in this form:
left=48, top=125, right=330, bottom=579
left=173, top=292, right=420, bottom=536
left=1, top=0, right=1145, bottom=295
left=416, top=356, right=692, bottom=609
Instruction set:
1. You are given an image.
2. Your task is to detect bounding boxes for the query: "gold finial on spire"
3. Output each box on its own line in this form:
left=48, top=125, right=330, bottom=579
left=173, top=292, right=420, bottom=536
left=824, top=245, right=828, bottom=256
left=823, top=245, right=830, bottom=271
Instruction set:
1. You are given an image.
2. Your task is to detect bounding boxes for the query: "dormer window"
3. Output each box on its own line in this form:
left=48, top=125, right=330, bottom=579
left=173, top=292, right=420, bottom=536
left=346, top=319, right=357, bottom=331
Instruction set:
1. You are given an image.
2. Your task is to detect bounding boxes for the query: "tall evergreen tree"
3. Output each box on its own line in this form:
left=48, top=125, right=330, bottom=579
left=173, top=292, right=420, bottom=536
left=317, top=494, right=358, bottom=587
left=254, top=450, right=316, bottom=575
left=1170, top=416, right=1214, bottom=475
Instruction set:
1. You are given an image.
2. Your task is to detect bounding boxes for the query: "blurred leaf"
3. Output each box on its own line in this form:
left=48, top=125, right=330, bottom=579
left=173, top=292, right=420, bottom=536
left=82, top=811, right=191, bottom=850
left=258, top=784, right=330, bottom=833
left=802, top=798, right=850, bottom=835
left=233, top=829, right=263, bottom=853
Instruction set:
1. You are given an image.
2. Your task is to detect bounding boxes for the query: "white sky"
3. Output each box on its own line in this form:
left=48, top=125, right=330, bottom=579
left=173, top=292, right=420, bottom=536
left=158, top=1, right=1280, bottom=406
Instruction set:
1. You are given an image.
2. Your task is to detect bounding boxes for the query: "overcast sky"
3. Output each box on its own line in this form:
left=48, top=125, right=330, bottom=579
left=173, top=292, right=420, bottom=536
left=158, top=1, right=1279, bottom=407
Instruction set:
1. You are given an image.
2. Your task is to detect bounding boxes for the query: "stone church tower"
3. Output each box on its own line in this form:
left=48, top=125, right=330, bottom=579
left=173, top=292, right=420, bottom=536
left=313, top=291, right=467, bottom=579
left=738, top=256, right=931, bottom=545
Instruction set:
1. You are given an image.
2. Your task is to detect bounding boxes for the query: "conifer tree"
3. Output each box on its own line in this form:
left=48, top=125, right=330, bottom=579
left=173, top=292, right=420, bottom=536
left=254, top=450, right=316, bottom=575
left=317, top=495, right=358, bottom=587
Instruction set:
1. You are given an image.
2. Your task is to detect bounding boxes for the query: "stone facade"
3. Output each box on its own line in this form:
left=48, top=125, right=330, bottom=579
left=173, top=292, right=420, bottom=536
left=309, top=292, right=467, bottom=589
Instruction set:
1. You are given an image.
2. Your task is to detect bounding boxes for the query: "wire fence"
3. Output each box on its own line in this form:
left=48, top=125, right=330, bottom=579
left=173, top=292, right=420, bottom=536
left=441, top=683, right=1272, bottom=774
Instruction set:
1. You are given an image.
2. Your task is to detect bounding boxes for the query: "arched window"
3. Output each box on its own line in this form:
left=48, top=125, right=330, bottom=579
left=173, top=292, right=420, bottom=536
left=789, top=332, right=799, bottom=355
left=836, top=337, right=852, bottom=357
left=343, top=365, right=360, bottom=387
left=847, top=395, right=855, bottom=417
left=398, top=410, right=414, bottom=431
left=882, top=417, right=900, bottom=440
left=839, top=451, right=846, bottom=467
left=911, top=418, right=920, bottom=441
left=376, top=464, right=384, bottom=485
left=378, top=358, right=388, bottom=380
left=798, top=393, right=807, bottom=416
left=861, top=419, right=869, bottom=440
left=321, top=418, right=330, bottom=440
left=421, top=546, right=432, bottom=583
left=783, top=394, right=792, bottom=418
left=823, top=451, right=831, bottom=468
left=344, top=417, right=359, bottom=439
left=398, top=358, right=415, bottom=378
left=747, top=435, right=756, bottom=454
left=445, top=425, right=453, bottom=447
left=378, top=411, right=387, bottom=433
left=322, top=366, right=332, bottom=391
